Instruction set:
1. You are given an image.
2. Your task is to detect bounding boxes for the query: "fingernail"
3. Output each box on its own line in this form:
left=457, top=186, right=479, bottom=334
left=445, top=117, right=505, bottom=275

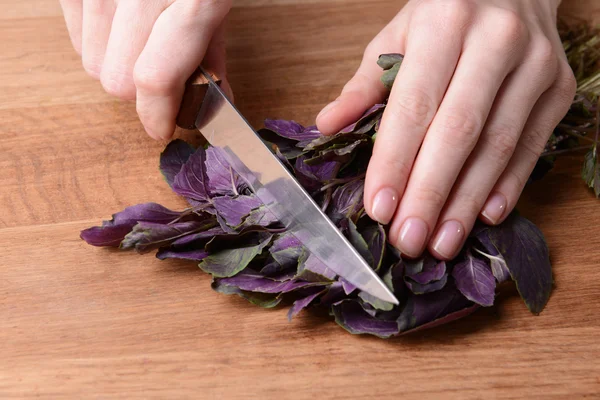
left=432, top=220, right=464, bottom=259
left=397, top=217, right=429, bottom=258
left=317, top=100, right=340, bottom=120
left=481, top=192, right=507, bottom=225
left=371, top=188, right=399, bottom=224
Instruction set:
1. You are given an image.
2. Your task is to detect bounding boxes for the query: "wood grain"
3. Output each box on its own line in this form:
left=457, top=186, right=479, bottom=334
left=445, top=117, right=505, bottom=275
left=1, top=1, right=599, bottom=398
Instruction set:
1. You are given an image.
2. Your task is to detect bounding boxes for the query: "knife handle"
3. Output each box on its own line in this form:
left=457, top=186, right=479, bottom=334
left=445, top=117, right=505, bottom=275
left=176, top=67, right=221, bottom=130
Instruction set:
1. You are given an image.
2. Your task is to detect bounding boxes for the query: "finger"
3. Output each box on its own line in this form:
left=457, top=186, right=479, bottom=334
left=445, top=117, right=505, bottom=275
left=387, top=12, right=528, bottom=258
left=133, top=1, right=232, bottom=140
left=100, top=0, right=167, bottom=100
left=315, top=13, right=409, bottom=136
left=203, top=20, right=234, bottom=102
left=81, top=0, right=115, bottom=79
left=427, top=40, right=558, bottom=260
left=363, top=4, right=470, bottom=229
left=59, top=0, right=83, bottom=54
left=480, top=65, right=576, bottom=225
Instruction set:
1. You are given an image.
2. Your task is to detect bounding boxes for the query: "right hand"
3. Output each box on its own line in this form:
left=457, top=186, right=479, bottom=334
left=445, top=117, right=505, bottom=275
left=59, top=0, right=233, bottom=140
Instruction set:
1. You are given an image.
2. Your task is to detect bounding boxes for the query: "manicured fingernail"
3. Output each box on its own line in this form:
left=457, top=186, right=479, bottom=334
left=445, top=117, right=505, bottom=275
left=481, top=192, right=507, bottom=225
left=317, top=100, right=340, bottom=120
left=398, top=217, right=429, bottom=258
left=432, top=220, right=464, bottom=259
left=371, top=188, right=399, bottom=224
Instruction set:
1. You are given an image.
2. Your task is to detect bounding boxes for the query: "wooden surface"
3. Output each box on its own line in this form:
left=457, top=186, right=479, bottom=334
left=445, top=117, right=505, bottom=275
left=1, top=1, right=599, bottom=398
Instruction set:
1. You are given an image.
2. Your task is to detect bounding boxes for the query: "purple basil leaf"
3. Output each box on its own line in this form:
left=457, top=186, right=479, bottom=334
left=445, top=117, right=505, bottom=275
left=216, top=273, right=322, bottom=294
left=377, top=54, right=404, bottom=70
left=382, top=261, right=405, bottom=297
left=329, top=180, right=364, bottom=222
left=199, top=234, right=272, bottom=277
left=156, top=249, right=208, bottom=261
left=473, top=246, right=511, bottom=283
left=204, top=227, right=275, bottom=253
left=340, top=219, right=374, bottom=268
left=404, top=274, right=448, bottom=295
left=296, top=252, right=336, bottom=282
left=121, top=220, right=207, bottom=253
left=260, top=261, right=291, bottom=277
left=400, top=304, right=480, bottom=335
left=360, top=224, right=386, bottom=271
left=319, top=281, right=346, bottom=307
left=287, top=290, right=325, bottom=321
left=257, top=128, right=305, bottom=159
left=212, top=195, right=263, bottom=227
left=80, top=203, right=183, bottom=247
left=159, top=139, right=195, bottom=188
left=172, top=147, right=211, bottom=203
left=403, top=258, right=424, bottom=276
left=482, top=213, right=552, bottom=314
left=205, top=147, right=249, bottom=196
left=212, top=280, right=281, bottom=308
left=257, top=119, right=318, bottom=160
left=304, top=132, right=368, bottom=152
left=381, top=63, right=401, bottom=90
left=297, top=126, right=322, bottom=148
left=473, top=230, right=512, bottom=282
left=267, top=270, right=297, bottom=282
left=269, top=233, right=304, bottom=268
left=264, top=119, right=302, bottom=139
left=239, top=206, right=280, bottom=228
left=452, top=253, right=496, bottom=307
left=332, top=300, right=399, bottom=338
left=294, top=155, right=340, bottom=192
left=358, top=291, right=395, bottom=311
left=397, top=283, right=474, bottom=332
left=405, top=257, right=446, bottom=284
left=340, top=104, right=385, bottom=134
left=582, top=147, right=600, bottom=197
left=169, top=226, right=224, bottom=248
left=304, top=139, right=368, bottom=165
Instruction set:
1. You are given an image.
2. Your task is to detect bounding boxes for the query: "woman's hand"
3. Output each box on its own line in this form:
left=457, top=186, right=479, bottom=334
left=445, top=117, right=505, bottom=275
left=59, top=0, right=232, bottom=140
left=316, top=0, right=576, bottom=260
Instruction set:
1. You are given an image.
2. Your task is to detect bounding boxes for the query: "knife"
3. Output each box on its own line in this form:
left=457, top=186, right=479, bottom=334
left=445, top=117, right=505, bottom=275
left=176, top=67, right=398, bottom=305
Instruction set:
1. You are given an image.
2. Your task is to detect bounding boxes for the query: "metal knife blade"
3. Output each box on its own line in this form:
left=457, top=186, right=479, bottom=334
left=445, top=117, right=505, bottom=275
left=193, top=68, right=398, bottom=305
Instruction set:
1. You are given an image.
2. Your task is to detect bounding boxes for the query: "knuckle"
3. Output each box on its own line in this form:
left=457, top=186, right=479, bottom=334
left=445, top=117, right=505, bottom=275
left=556, top=64, right=577, bottom=103
left=101, top=70, right=136, bottom=100
left=531, top=38, right=557, bottom=66
left=83, top=60, right=101, bottom=79
left=453, top=190, right=484, bottom=218
left=484, top=126, right=519, bottom=163
left=378, top=156, right=412, bottom=180
left=520, top=126, right=549, bottom=159
left=417, top=0, right=473, bottom=28
left=82, top=56, right=102, bottom=80
left=504, top=167, right=527, bottom=193
left=389, top=88, right=436, bottom=129
left=184, top=0, right=232, bottom=18
left=437, top=108, right=483, bottom=144
left=527, top=38, right=558, bottom=79
left=133, top=64, right=177, bottom=96
left=414, top=185, right=448, bottom=209
left=342, top=71, right=371, bottom=94
left=490, top=9, right=527, bottom=49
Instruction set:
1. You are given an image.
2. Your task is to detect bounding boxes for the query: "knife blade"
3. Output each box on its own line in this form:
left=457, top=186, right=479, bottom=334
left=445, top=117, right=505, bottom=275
left=183, top=67, right=398, bottom=305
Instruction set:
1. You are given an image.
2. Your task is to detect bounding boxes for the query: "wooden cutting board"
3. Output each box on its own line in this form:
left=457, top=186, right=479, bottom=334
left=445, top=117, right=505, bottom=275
left=0, top=1, right=599, bottom=398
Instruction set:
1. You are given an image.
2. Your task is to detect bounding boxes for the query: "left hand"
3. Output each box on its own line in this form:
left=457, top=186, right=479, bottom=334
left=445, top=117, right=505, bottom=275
left=316, top=0, right=576, bottom=260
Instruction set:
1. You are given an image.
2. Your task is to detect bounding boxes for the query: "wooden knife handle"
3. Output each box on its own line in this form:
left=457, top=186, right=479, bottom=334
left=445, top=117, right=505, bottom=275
left=176, top=67, right=221, bottom=130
